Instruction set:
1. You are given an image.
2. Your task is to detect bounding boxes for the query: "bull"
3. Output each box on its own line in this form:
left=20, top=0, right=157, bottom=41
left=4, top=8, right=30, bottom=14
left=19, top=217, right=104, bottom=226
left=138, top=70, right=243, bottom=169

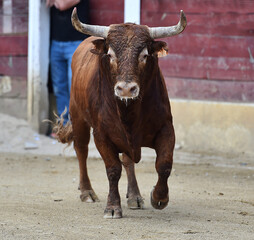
left=54, top=8, right=186, bottom=219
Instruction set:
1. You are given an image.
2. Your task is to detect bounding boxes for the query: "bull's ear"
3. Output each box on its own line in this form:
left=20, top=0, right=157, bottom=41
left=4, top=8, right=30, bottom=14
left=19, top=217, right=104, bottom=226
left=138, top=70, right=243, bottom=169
left=152, top=41, right=168, bottom=58
left=90, top=39, right=106, bottom=55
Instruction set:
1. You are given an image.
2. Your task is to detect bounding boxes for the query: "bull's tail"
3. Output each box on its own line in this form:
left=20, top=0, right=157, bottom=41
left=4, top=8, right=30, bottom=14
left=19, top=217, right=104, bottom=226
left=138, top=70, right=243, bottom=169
left=52, top=109, right=74, bottom=146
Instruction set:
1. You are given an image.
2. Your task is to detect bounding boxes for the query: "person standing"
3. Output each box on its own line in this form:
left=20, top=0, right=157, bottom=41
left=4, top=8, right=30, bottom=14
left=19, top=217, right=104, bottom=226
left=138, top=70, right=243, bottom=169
left=46, top=0, right=90, bottom=126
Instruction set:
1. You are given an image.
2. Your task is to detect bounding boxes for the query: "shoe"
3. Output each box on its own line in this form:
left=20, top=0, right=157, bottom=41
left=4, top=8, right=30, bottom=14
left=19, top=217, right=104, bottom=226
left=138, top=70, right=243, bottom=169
left=50, top=133, right=57, bottom=139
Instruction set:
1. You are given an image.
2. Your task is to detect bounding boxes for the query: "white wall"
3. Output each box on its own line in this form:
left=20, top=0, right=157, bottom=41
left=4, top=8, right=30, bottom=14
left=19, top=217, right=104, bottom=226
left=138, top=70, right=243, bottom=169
left=124, top=0, right=140, bottom=24
left=27, top=0, right=50, bottom=133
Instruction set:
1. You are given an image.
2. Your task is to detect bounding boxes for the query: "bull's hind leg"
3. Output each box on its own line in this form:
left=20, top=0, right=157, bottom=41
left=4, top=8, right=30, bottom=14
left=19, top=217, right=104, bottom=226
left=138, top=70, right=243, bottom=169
left=72, top=117, right=99, bottom=203
left=122, top=153, right=144, bottom=209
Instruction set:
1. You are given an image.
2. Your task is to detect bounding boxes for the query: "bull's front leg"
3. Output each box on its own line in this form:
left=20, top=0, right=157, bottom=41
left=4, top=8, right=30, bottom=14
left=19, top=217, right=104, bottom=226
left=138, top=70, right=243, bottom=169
left=122, top=153, right=144, bottom=209
left=94, top=136, right=122, bottom=219
left=151, top=124, right=175, bottom=210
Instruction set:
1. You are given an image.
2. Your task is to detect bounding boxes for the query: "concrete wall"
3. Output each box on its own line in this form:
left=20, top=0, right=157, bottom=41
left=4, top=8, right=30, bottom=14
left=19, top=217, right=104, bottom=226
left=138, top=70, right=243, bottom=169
left=171, top=100, right=254, bottom=156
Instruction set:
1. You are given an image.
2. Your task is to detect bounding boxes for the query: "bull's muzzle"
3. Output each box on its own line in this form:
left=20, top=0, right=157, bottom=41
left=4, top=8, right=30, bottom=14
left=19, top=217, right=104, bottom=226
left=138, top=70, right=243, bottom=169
left=114, top=82, right=139, bottom=100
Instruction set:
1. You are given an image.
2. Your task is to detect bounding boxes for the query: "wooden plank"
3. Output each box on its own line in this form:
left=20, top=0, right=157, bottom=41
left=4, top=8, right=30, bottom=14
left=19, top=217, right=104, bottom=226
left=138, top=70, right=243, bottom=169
left=3, top=15, right=28, bottom=34
left=141, top=11, right=254, bottom=37
left=90, top=10, right=124, bottom=25
left=12, top=15, right=28, bottom=34
left=90, top=0, right=124, bottom=11
left=12, top=0, right=28, bottom=15
left=159, top=54, right=254, bottom=82
left=0, top=56, right=27, bottom=77
left=0, top=76, right=27, bottom=98
left=165, top=77, right=254, bottom=102
left=0, top=35, right=28, bottom=56
left=0, top=0, right=28, bottom=34
left=142, top=0, right=254, bottom=14
left=161, top=34, right=254, bottom=59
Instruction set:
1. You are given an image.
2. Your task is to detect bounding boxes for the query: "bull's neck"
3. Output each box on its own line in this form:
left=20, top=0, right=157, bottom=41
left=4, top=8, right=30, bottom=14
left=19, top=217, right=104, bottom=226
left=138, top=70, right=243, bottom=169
left=116, top=98, right=141, bottom=134
left=116, top=99, right=141, bottom=161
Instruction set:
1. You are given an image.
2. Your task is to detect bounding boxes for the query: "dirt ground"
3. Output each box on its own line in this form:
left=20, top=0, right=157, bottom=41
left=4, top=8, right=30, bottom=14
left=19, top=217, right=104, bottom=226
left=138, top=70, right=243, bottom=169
left=0, top=112, right=253, bottom=239
left=0, top=150, right=253, bottom=240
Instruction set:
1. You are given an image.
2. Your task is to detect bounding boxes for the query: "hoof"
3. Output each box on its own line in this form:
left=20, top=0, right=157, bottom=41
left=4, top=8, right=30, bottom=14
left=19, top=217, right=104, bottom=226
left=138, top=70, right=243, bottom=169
left=127, top=196, right=144, bottom=209
left=150, top=187, right=168, bottom=210
left=80, top=190, right=99, bottom=203
left=104, top=207, right=122, bottom=219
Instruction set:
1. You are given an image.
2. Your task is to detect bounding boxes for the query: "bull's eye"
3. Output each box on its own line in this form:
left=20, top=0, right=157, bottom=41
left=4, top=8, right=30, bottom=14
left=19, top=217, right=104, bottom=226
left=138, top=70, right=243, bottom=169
left=141, top=55, right=148, bottom=63
left=107, top=47, right=116, bottom=63
left=139, top=47, right=149, bottom=64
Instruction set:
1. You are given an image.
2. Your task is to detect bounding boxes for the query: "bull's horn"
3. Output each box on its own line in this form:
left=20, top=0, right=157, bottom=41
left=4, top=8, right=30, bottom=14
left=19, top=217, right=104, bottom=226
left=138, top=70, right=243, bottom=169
left=71, top=7, right=109, bottom=38
left=149, top=10, right=187, bottom=39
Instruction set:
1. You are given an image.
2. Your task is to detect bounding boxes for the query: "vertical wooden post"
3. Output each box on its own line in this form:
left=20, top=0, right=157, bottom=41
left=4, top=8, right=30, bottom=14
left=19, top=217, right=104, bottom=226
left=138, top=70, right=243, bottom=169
left=124, top=0, right=140, bottom=24
left=27, top=0, right=50, bottom=133
left=3, top=0, right=12, bottom=34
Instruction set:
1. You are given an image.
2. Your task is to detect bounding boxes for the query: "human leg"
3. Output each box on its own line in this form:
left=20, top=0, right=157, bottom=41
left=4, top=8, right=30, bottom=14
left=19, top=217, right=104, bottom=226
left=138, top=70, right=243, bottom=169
left=50, top=40, right=69, bottom=123
left=65, top=41, right=83, bottom=94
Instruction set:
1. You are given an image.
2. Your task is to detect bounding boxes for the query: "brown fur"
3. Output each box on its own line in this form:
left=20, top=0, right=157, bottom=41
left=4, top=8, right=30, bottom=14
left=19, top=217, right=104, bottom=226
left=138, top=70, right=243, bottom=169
left=56, top=23, right=176, bottom=218
left=52, top=110, right=73, bottom=145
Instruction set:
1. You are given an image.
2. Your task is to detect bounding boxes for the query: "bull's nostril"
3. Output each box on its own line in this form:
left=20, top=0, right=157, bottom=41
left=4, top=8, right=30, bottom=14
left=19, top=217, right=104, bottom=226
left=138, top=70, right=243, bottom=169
left=130, top=86, right=137, bottom=93
left=116, top=86, right=123, bottom=92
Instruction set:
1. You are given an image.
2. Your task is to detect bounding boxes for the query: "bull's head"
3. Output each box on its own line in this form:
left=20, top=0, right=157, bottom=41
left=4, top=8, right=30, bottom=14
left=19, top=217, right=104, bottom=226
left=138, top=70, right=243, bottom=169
left=71, top=8, right=186, bottom=102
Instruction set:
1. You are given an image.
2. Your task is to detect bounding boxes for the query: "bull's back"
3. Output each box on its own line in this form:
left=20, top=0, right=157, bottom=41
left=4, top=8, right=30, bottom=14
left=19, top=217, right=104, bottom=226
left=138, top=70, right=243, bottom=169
left=70, top=36, right=100, bottom=110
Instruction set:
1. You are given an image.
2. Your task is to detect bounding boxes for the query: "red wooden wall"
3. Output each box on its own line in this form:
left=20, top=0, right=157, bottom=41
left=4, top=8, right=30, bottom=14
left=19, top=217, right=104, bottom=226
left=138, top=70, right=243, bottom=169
left=1, top=0, right=253, bottom=107
left=0, top=0, right=28, bottom=99
left=141, top=0, right=254, bottom=102
left=90, top=0, right=124, bottom=25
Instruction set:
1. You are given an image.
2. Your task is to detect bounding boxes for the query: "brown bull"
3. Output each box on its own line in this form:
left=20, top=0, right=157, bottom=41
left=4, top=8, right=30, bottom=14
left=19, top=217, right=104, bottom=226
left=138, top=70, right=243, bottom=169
left=54, top=8, right=186, bottom=219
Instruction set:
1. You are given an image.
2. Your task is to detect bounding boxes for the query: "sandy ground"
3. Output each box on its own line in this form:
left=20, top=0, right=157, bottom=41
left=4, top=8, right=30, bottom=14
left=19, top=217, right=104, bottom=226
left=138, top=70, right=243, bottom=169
left=0, top=113, right=254, bottom=239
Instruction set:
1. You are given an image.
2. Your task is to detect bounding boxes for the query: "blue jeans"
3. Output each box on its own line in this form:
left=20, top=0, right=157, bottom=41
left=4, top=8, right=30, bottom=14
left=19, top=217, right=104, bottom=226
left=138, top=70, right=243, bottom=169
left=50, top=40, right=82, bottom=124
